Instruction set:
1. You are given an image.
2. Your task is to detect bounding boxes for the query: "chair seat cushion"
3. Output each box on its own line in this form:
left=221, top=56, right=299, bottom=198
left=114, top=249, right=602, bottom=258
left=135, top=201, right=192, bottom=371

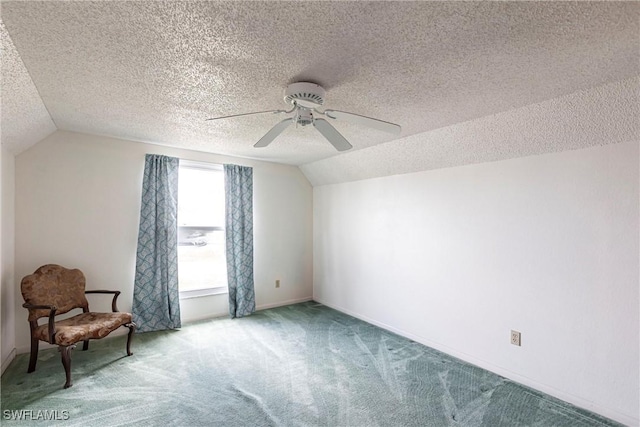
left=34, top=312, right=132, bottom=346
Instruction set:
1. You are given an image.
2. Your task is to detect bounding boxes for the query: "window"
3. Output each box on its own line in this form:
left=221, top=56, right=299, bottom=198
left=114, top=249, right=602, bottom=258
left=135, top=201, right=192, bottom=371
left=177, top=161, right=227, bottom=298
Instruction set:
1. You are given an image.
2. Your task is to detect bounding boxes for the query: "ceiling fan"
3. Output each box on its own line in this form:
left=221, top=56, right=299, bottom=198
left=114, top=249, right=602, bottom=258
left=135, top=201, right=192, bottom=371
left=206, top=82, right=401, bottom=151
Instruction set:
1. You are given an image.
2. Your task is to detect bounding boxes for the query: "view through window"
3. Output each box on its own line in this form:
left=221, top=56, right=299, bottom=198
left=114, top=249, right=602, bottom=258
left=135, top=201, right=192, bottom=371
left=177, top=161, right=227, bottom=297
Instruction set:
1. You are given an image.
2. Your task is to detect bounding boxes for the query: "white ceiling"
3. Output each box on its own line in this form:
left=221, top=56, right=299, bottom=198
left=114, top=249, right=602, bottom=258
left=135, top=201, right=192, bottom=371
left=302, top=77, right=639, bottom=185
left=1, top=1, right=638, bottom=165
left=0, top=21, right=56, bottom=154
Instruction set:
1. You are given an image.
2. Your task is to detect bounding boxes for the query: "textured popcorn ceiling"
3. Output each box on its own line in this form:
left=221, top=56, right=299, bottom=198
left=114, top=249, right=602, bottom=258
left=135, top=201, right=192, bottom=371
left=0, top=1, right=638, bottom=167
left=302, top=77, right=640, bottom=186
left=0, top=22, right=56, bottom=154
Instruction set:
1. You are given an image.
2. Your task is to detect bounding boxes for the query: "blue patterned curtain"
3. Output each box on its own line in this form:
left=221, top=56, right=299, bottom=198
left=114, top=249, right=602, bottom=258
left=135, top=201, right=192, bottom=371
left=224, top=164, right=255, bottom=318
left=132, top=154, right=181, bottom=332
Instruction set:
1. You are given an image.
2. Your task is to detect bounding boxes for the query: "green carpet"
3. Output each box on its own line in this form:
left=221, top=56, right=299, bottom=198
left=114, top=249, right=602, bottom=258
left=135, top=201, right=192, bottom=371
left=1, top=302, right=620, bottom=426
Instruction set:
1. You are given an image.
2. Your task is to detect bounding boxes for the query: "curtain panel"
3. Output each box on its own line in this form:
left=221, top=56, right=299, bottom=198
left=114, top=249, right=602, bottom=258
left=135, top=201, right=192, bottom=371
left=224, top=164, right=255, bottom=318
left=132, top=154, right=181, bottom=332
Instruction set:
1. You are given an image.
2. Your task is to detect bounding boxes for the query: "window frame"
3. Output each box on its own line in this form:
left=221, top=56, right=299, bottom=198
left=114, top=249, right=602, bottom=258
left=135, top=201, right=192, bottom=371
left=177, top=160, right=228, bottom=299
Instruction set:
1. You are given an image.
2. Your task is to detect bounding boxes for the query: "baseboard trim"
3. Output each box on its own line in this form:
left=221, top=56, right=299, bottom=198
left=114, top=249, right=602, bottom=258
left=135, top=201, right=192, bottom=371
left=257, top=296, right=313, bottom=311
left=182, top=311, right=229, bottom=324
left=1, top=348, right=16, bottom=375
left=314, top=297, right=638, bottom=427
left=182, top=296, right=314, bottom=324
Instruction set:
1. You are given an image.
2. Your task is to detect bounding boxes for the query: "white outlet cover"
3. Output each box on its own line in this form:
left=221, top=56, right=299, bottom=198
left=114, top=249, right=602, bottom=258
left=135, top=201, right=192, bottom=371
left=511, top=330, right=521, bottom=346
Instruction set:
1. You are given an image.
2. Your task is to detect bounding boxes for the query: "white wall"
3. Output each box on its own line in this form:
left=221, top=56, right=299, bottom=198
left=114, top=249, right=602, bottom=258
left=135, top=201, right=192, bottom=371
left=1, top=147, right=16, bottom=374
left=313, top=141, right=639, bottom=425
left=14, top=130, right=313, bottom=352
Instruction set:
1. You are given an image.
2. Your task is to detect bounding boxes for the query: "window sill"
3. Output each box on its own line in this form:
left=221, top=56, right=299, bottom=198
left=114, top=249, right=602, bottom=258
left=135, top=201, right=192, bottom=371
left=179, top=287, right=228, bottom=300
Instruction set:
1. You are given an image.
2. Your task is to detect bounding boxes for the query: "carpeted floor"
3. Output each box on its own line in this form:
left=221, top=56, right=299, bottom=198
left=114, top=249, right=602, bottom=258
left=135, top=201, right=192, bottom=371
left=1, top=302, right=620, bottom=426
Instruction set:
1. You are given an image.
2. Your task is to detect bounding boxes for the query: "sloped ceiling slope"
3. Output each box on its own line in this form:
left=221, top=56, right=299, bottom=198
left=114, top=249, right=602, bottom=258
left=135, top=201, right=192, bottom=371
left=0, top=1, right=637, bottom=164
left=302, top=77, right=640, bottom=186
left=0, top=21, right=56, bottom=154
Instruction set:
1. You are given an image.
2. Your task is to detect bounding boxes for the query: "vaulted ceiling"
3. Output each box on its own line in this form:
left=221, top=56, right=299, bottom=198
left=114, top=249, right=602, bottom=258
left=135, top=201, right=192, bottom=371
left=1, top=1, right=638, bottom=169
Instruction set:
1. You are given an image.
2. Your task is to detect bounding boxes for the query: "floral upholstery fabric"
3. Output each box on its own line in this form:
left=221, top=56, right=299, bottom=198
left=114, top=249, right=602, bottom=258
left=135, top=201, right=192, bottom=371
left=21, top=264, right=133, bottom=347
left=21, top=264, right=89, bottom=322
left=33, top=312, right=133, bottom=346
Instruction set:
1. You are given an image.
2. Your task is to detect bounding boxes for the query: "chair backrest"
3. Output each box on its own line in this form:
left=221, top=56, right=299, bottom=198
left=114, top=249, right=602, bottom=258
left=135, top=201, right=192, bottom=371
left=21, top=264, right=89, bottom=322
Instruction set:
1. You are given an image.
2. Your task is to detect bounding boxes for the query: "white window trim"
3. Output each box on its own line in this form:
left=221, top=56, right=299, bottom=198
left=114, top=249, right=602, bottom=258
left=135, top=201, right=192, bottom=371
left=178, top=159, right=227, bottom=299
left=179, top=286, right=228, bottom=299
left=179, top=159, right=224, bottom=171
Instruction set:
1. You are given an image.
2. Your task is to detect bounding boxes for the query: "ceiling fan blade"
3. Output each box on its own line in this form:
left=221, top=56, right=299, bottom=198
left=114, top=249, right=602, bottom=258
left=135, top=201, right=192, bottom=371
left=254, top=118, right=294, bottom=148
left=313, top=118, right=353, bottom=152
left=323, top=110, right=401, bottom=134
left=206, top=109, right=285, bottom=121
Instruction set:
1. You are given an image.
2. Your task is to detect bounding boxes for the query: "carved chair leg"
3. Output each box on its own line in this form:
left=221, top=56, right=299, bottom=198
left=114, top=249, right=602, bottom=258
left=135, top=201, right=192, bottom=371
left=59, top=345, right=76, bottom=389
left=27, top=337, right=39, bottom=373
left=82, top=340, right=89, bottom=351
left=125, top=323, right=136, bottom=356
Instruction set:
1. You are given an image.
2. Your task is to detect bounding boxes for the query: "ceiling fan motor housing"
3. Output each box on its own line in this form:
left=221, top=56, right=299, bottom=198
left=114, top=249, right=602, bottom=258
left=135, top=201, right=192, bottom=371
left=284, top=82, right=326, bottom=108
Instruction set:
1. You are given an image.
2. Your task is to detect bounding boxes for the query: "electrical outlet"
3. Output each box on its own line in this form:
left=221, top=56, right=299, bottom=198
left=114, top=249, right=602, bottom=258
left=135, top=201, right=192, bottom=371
left=510, top=330, right=521, bottom=346
left=275, top=280, right=280, bottom=288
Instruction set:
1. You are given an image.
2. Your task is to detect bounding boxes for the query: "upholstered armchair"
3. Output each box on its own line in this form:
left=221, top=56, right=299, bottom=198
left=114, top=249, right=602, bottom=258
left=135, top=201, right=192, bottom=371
left=21, top=264, right=136, bottom=388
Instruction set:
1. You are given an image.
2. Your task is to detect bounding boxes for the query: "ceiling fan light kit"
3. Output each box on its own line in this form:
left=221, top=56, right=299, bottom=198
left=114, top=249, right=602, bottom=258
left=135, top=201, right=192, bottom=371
left=207, top=82, right=401, bottom=152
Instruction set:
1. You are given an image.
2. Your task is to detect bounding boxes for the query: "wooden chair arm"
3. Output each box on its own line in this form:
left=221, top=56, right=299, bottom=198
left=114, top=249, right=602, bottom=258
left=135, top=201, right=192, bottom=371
left=85, top=290, right=122, bottom=312
left=23, top=303, right=57, bottom=344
